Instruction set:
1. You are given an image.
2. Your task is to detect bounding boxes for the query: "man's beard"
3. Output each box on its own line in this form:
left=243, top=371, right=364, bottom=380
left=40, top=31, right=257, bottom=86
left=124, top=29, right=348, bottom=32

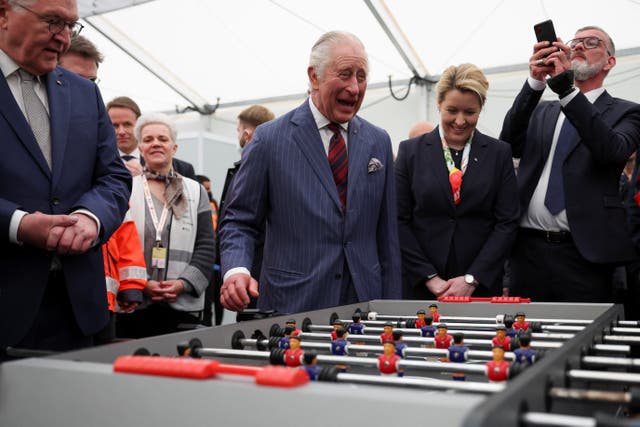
left=571, top=58, right=604, bottom=81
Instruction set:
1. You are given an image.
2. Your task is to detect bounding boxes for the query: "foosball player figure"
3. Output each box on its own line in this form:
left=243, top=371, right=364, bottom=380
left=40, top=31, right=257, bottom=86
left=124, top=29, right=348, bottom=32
left=429, top=304, right=441, bottom=322
left=513, top=332, right=537, bottom=365
left=448, top=332, right=469, bottom=381
left=486, top=345, right=510, bottom=383
left=420, top=316, right=436, bottom=338
left=415, top=309, right=427, bottom=329
left=377, top=340, right=404, bottom=377
left=348, top=313, right=366, bottom=335
left=503, top=315, right=518, bottom=339
left=302, top=351, right=321, bottom=381
left=434, top=323, right=453, bottom=349
left=286, top=319, right=302, bottom=337
left=279, top=326, right=295, bottom=350
left=380, top=321, right=394, bottom=344
left=284, top=335, right=304, bottom=367
left=492, top=324, right=512, bottom=351
left=330, top=320, right=343, bottom=341
left=513, top=312, right=530, bottom=332
left=331, top=327, right=350, bottom=372
left=392, top=330, right=407, bottom=358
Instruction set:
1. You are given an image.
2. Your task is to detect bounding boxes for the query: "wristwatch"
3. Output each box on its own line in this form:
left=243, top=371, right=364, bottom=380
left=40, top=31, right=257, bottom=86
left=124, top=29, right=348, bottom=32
left=464, top=274, right=479, bottom=287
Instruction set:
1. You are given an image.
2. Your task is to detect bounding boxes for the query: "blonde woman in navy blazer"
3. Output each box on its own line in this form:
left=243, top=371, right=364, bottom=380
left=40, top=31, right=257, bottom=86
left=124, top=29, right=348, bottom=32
left=395, top=64, right=519, bottom=299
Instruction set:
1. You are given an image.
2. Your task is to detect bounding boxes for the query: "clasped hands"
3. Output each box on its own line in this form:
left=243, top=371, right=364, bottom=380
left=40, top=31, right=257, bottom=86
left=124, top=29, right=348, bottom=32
left=426, top=275, right=475, bottom=297
left=18, top=211, right=98, bottom=255
left=145, top=279, right=185, bottom=303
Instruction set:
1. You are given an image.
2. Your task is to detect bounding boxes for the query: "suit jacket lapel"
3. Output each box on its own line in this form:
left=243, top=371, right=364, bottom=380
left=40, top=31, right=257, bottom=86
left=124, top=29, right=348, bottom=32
left=0, top=71, right=51, bottom=178
left=47, top=67, right=69, bottom=188
left=344, top=117, right=368, bottom=207
left=460, top=131, right=489, bottom=202
left=425, top=129, right=456, bottom=208
left=291, top=101, right=342, bottom=211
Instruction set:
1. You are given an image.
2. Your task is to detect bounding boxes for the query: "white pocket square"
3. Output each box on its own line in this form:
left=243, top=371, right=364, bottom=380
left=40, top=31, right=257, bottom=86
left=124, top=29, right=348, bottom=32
left=368, top=158, right=383, bottom=173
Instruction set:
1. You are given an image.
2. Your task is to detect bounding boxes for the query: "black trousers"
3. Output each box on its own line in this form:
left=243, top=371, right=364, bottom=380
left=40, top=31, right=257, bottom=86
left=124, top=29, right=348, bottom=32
left=13, top=271, right=95, bottom=354
left=510, top=229, right=613, bottom=302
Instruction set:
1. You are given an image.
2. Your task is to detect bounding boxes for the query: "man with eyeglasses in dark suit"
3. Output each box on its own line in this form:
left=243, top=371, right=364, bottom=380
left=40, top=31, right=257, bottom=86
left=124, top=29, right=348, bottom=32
left=0, top=0, right=131, bottom=358
left=501, top=25, right=640, bottom=302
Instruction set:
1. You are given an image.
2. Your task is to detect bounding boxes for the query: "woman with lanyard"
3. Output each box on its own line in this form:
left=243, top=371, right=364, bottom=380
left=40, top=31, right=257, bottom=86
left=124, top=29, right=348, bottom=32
left=116, top=113, right=215, bottom=338
left=395, top=63, right=519, bottom=300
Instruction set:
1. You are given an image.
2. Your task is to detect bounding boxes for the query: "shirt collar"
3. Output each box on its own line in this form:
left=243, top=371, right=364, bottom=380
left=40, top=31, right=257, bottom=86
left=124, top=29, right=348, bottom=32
left=584, top=87, right=605, bottom=104
left=119, top=147, right=141, bottom=159
left=308, top=97, right=348, bottom=132
left=0, top=49, right=20, bottom=80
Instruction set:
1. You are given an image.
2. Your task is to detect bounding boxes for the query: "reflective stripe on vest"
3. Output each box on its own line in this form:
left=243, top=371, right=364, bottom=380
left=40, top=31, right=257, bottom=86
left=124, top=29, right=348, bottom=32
left=119, top=266, right=147, bottom=280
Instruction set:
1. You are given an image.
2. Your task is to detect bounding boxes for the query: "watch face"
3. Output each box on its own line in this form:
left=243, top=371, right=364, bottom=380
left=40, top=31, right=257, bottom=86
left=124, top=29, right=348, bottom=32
left=465, top=274, right=474, bottom=284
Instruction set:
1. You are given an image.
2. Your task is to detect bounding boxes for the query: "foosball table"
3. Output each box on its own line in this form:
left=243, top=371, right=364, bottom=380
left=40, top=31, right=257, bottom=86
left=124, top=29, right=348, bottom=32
left=1, top=299, right=639, bottom=427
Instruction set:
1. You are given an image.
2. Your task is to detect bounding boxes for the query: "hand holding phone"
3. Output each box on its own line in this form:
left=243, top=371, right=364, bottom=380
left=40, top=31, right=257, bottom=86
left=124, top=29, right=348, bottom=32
left=534, top=19, right=559, bottom=59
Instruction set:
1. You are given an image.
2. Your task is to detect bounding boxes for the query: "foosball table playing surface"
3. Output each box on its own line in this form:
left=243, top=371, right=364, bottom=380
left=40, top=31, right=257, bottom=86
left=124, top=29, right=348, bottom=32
left=2, top=299, right=639, bottom=427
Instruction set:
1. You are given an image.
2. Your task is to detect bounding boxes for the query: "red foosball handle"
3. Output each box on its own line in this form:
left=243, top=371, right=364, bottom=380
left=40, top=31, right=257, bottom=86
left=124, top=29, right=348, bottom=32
left=438, top=296, right=531, bottom=303
left=113, top=355, right=309, bottom=388
left=114, top=355, right=218, bottom=379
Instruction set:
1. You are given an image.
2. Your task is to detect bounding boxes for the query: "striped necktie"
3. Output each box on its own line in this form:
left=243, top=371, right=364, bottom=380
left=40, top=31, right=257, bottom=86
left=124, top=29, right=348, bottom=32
left=327, top=123, right=348, bottom=213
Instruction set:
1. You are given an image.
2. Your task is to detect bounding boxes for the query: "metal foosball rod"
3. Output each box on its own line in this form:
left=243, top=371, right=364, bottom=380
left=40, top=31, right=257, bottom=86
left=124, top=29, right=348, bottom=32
left=234, top=336, right=514, bottom=361
left=332, top=372, right=505, bottom=394
left=178, top=338, right=525, bottom=382
left=185, top=344, right=492, bottom=376
left=581, top=355, right=640, bottom=370
left=332, top=318, right=585, bottom=333
left=364, top=311, right=596, bottom=325
left=548, top=386, right=640, bottom=411
left=309, top=323, right=575, bottom=341
left=297, top=331, right=563, bottom=350
left=521, top=411, right=639, bottom=427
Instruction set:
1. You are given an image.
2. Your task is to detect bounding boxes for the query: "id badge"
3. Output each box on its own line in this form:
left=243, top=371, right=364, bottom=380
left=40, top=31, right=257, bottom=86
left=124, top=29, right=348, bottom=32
left=152, top=245, right=167, bottom=269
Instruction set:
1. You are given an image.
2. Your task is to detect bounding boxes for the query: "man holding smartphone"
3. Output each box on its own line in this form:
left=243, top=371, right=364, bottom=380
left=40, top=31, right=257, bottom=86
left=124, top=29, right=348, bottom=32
left=500, top=25, right=640, bottom=302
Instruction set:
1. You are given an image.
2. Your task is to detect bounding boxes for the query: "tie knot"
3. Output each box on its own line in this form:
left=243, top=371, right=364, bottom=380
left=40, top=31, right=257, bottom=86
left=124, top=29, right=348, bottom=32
left=121, top=154, right=135, bottom=161
left=327, top=123, right=342, bottom=136
left=18, top=69, right=36, bottom=83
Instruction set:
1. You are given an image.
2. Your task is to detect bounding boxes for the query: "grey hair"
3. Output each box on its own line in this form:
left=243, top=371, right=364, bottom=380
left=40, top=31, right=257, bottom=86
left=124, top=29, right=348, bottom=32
left=576, top=25, right=615, bottom=56
left=134, top=113, right=177, bottom=143
left=309, top=31, right=369, bottom=80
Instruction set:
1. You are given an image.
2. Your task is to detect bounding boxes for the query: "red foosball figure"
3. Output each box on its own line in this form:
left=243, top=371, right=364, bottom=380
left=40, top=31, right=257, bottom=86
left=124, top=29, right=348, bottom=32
left=434, top=323, right=453, bottom=349
left=513, top=312, right=530, bottom=332
left=377, top=341, right=403, bottom=377
left=415, top=309, right=427, bottom=329
left=330, top=320, right=343, bottom=341
left=492, top=324, right=512, bottom=351
left=284, top=336, right=304, bottom=367
left=379, top=321, right=394, bottom=344
left=486, top=345, right=510, bottom=382
left=286, top=319, right=302, bottom=337
left=429, top=304, right=441, bottom=323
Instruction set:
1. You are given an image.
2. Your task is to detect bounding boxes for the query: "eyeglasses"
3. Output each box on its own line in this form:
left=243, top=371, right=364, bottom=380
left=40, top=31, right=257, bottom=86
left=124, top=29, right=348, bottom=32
left=16, top=3, right=83, bottom=37
left=568, top=37, right=611, bottom=55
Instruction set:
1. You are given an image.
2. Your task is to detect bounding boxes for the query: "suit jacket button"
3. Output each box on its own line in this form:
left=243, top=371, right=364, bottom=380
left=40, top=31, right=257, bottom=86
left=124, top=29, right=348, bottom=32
left=335, top=273, right=342, bottom=279
left=52, top=198, right=60, bottom=206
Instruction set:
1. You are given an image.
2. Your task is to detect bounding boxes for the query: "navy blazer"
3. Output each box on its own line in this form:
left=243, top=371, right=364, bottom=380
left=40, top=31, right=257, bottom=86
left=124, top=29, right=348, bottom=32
left=220, top=101, right=401, bottom=314
left=500, top=82, right=640, bottom=263
left=0, top=66, right=131, bottom=347
left=395, top=128, right=519, bottom=296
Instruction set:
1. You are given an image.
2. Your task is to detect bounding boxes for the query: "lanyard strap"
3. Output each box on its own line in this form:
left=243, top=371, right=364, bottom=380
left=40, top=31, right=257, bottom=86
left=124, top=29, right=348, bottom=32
left=440, top=133, right=473, bottom=205
left=141, top=175, right=170, bottom=242
left=441, top=136, right=472, bottom=175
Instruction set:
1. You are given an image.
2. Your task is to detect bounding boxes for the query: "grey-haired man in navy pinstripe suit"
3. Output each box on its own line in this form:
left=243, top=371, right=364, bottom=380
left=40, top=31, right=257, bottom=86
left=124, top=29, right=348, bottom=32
left=219, top=31, right=401, bottom=315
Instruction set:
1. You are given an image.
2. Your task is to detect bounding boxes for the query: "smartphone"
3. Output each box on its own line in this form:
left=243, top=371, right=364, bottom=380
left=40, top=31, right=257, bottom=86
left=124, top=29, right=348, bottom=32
left=534, top=19, right=557, bottom=45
